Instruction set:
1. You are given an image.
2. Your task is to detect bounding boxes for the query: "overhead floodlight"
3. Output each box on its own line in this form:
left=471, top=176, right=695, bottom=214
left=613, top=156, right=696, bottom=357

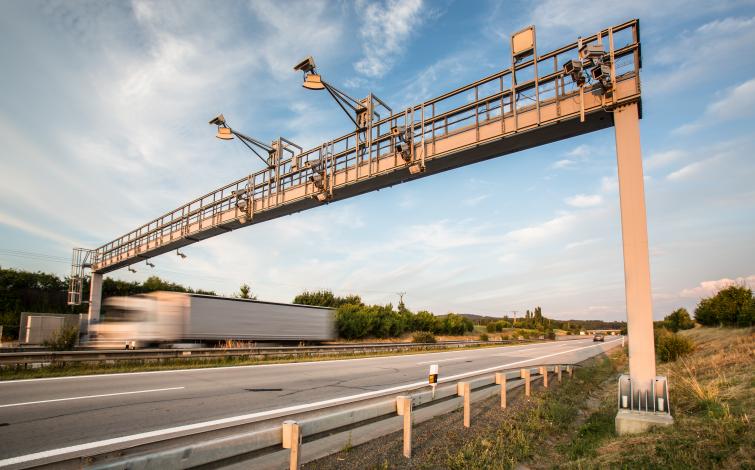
left=176, top=249, right=187, bottom=259
left=303, top=73, right=325, bottom=90
left=294, top=56, right=391, bottom=130
left=216, top=127, right=234, bottom=140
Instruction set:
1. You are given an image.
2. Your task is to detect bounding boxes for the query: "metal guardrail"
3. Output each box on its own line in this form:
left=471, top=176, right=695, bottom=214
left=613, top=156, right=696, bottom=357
left=0, top=340, right=527, bottom=367
left=14, top=364, right=572, bottom=469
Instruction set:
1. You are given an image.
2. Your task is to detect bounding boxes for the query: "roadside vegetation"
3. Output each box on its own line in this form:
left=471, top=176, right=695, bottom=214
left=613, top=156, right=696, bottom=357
left=308, top=326, right=753, bottom=470
left=0, top=267, right=213, bottom=339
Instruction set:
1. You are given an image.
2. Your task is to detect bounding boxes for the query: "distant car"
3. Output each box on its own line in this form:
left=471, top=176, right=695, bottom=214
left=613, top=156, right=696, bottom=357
left=593, top=334, right=605, bottom=342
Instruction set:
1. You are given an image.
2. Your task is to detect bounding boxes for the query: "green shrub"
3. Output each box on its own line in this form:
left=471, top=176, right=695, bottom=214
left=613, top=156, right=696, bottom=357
left=486, top=323, right=496, bottom=333
left=412, top=331, right=436, bottom=343
left=694, top=285, right=754, bottom=327
left=43, top=325, right=79, bottom=351
left=479, top=333, right=489, bottom=342
left=663, top=307, right=695, bottom=332
left=655, top=329, right=694, bottom=362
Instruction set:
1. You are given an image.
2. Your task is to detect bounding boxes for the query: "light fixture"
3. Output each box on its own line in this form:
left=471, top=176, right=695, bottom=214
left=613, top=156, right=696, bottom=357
left=216, top=127, right=234, bottom=140
left=146, top=260, right=155, bottom=268
left=294, top=56, right=391, bottom=131
left=303, top=73, right=325, bottom=90
left=176, top=249, right=187, bottom=259
left=408, top=162, right=424, bottom=174
left=127, top=266, right=136, bottom=273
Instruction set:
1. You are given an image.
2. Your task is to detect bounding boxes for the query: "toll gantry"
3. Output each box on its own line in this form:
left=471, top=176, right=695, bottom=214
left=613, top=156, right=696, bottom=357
left=67, top=19, right=669, bottom=432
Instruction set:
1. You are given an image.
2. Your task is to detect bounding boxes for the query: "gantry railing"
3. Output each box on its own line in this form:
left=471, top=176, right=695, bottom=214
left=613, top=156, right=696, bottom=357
left=73, top=20, right=640, bottom=284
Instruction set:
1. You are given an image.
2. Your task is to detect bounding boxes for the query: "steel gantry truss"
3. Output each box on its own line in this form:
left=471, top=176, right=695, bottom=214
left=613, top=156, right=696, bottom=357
left=68, top=19, right=667, bottom=432
left=72, top=19, right=641, bottom=277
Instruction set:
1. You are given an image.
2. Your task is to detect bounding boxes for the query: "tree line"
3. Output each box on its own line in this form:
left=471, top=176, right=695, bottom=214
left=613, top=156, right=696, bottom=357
left=293, top=290, right=474, bottom=340
left=0, top=267, right=214, bottom=338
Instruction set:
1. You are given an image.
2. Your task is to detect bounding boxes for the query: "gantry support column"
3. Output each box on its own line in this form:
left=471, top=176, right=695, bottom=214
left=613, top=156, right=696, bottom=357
left=614, top=101, right=655, bottom=388
left=613, top=101, right=672, bottom=433
left=88, top=272, right=103, bottom=325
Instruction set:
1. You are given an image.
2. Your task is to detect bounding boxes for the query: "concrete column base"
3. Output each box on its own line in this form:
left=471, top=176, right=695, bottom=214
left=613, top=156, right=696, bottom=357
left=615, top=409, right=674, bottom=435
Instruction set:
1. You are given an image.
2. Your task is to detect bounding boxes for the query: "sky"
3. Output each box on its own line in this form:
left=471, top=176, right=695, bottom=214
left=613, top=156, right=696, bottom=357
left=0, top=0, right=754, bottom=321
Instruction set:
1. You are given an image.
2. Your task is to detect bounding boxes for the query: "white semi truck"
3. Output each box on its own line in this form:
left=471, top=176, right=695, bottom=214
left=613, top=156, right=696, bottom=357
left=89, top=291, right=335, bottom=348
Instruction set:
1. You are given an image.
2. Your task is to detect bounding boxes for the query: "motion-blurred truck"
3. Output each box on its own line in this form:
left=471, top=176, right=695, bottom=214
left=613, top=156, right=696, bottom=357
left=89, top=291, right=335, bottom=349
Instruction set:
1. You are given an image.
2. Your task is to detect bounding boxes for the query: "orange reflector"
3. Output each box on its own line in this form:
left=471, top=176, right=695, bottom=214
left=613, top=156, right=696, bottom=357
left=216, top=127, right=234, bottom=140
left=303, top=74, right=325, bottom=90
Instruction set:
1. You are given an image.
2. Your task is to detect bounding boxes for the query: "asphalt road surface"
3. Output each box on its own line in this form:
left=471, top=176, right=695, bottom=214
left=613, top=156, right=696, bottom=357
left=0, top=337, right=621, bottom=463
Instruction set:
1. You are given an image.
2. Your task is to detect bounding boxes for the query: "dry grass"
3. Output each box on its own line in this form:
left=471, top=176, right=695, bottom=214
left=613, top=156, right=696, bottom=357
left=559, top=326, right=754, bottom=469
left=307, top=328, right=753, bottom=469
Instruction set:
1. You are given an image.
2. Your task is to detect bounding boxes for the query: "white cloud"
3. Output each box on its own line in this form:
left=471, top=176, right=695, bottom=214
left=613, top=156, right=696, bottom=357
left=674, top=77, right=755, bottom=134
left=666, top=154, right=724, bottom=181
left=644, top=149, right=685, bottom=170
left=462, top=194, right=490, bottom=206
left=550, top=159, right=575, bottom=169
left=354, top=0, right=424, bottom=77
left=600, top=176, right=618, bottom=193
left=707, top=77, right=755, bottom=117
left=567, top=144, right=591, bottom=158
left=504, top=213, right=577, bottom=245
left=649, top=16, right=755, bottom=94
left=565, top=194, right=603, bottom=208
left=565, top=238, right=602, bottom=250
left=680, top=275, right=755, bottom=298
left=0, top=212, right=79, bottom=247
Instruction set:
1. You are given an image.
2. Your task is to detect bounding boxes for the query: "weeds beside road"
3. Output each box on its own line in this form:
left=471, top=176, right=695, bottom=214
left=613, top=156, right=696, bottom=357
left=307, top=327, right=753, bottom=469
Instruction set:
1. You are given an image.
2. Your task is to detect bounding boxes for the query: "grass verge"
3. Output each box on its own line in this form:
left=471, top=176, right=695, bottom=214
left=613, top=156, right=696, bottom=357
left=557, top=327, right=754, bottom=469
left=307, top=327, right=753, bottom=469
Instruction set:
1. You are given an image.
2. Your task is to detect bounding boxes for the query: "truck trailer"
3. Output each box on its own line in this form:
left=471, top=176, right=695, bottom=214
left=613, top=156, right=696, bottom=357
left=89, top=291, right=336, bottom=348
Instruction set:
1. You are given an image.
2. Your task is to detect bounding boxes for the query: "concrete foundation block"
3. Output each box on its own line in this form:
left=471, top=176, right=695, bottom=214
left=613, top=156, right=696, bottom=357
left=615, top=409, right=674, bottom=435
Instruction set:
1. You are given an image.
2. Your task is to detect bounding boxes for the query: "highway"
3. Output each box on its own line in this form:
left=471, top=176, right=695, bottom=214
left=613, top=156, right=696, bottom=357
left=0, top=338, right=621, bottom=464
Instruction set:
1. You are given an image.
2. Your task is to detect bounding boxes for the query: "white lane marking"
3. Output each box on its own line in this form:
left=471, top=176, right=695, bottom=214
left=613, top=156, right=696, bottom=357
left=416, top=357, right=466, bottom=365
left=0, top=341, right=589, bottom=385
left=493, top=346, right=544, bottom=355
left=0, top=339, right=620, bottom=466
left=0, top=387, right=185, bottom=408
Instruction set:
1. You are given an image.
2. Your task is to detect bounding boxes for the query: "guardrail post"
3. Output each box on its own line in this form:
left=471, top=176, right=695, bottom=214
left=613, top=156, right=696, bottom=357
left=521, top=368, right=531, bottom=397
left=457, top=381, right=471, bottom=427
left=556, top=365, right=562, bottom=382
left=540, top=366, right=549, bottom=388
left=495, top=372, right=507, bottom=408
left=396, top=396, right=412, bottom=458
left=567, top=365, right=574, bottom=378
left=282, top=420, right=301, bottom=470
